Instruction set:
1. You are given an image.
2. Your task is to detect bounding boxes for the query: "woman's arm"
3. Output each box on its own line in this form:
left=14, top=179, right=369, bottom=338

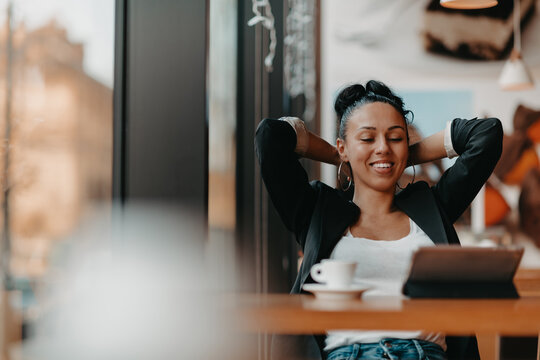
left=433, top=117, right=503, bottom=223
left=281, top=116, right=340, bottom=165
left=303, top=131, right=341, bottom=166
left=408, top=130, right=447, bottom=166
left=255, top=118, right=317, bottom=245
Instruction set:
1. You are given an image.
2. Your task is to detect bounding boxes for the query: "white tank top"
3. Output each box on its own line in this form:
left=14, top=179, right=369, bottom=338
left=324, top=218, right=447, bottom=352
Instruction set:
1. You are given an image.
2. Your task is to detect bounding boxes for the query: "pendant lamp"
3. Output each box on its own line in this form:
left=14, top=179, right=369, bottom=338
left=498, top=0, right=534, bottom=90
left=440, top=0, right=497, bottom=9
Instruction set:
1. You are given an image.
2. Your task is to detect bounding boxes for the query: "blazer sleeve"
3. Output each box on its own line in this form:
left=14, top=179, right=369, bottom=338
left=432, top=117, right=503, bottom=224
left=255, top=118, right=317, bottom=245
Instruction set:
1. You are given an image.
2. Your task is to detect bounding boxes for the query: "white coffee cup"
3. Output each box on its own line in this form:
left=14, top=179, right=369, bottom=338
left=310, top=260, right=357, bottom=289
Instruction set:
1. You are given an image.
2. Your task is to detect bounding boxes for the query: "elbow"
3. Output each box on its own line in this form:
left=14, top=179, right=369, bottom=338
left=487, top=118, right=503, bottom=159
left=255, top=118, right=271, bottom=136
left=255, top=118, right=271, bottom=144
left=473, top=117, right=503, bottom=165
left=254, top=118, right=272, bottom=157
left=487, top=117, right=503, bottom=137
left=255, top=118, right=297, bottom=156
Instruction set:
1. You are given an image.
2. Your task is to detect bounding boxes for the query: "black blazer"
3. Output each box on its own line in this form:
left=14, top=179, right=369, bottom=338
left=255, top=117, right=503, bottom=360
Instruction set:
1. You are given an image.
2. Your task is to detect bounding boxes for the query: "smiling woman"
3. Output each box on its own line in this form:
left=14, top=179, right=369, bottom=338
left=337, top=102, right=409, bottom=194
left=255, top=79, right=503, bottom=360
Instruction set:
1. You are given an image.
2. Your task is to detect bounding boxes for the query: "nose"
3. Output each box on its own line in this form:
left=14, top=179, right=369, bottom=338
left=375, top=138, right=390, bottom=154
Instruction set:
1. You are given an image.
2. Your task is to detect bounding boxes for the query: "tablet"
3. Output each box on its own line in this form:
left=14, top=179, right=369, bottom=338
left=408, top=246, right=524, bottom=282
left=403, top=246, right=524, bottom=298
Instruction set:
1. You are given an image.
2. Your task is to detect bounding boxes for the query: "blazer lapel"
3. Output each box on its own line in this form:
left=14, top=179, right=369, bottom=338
left=300, top=190, right=359, bottom=286
left=318, top=197, right=359, bottom=259
left=395, top=181, right=449, bottom=245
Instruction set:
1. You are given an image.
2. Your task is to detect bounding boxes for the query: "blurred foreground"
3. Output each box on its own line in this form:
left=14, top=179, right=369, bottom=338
left=4, top=203, right=253, bottom=360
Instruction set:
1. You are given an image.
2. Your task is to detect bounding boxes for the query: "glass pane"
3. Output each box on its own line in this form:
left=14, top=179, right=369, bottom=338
left=208, top=0, right=237, bottom=290
left=0, top=0, right=114, bottom=276
left=0, top=0, right=114, bottom=347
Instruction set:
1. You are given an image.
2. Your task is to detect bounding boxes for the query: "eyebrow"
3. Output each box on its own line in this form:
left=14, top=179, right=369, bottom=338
left=357, top=125, right=405, bottom=131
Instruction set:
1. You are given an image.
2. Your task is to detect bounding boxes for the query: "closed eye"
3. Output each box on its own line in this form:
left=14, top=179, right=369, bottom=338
left=360, top=139, right=374, bottom=142
left=389, top=138, right=403, bottom=142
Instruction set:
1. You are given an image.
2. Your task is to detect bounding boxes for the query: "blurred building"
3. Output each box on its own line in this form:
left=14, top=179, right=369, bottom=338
left=0, top=20, right=112, bottom=278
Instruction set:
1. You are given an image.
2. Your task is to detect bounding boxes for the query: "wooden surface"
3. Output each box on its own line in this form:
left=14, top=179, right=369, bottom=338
left=231, top=270, right=540, bottom=360
left=515, top=268, right=540, bottom=296
left=232, top=293, right=540, bottom=335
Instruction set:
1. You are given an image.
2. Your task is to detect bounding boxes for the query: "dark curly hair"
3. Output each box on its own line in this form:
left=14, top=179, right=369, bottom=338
left=334, top=80, right=413, bottom=141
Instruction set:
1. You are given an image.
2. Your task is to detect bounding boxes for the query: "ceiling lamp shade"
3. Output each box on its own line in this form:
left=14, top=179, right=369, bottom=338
left=499, top=0, right=534, bottom=91
left=440, top=0, right=498, bottom=9
left=499, top=50, right=534, bottom=91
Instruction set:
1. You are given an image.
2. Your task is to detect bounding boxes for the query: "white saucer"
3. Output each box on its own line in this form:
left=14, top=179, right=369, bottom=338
left=302, top=283, right=369, bottom=300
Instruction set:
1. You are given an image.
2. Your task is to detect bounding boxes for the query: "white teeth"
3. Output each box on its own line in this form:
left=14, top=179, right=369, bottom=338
left=372, top=163, right=392, bottom=168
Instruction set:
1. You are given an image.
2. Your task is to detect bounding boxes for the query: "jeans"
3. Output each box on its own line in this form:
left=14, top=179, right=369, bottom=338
left=326, top=338, right=447, bottom=360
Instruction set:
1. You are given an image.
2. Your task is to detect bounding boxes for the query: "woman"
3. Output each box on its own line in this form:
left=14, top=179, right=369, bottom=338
left=255, top=80, right=502, bottom=360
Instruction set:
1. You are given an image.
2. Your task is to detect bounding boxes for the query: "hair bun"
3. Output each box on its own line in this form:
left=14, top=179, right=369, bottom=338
left=334, top=80, right=412, bottom=140
left=366, top=80, right=404, bottom=109
left=334, top=84, right=366, bottom=119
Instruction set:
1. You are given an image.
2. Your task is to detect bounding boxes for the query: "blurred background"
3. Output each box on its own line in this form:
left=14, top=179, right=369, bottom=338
left=0, top=0, right=536, bottom=359
left=321, top=0, right=540, bottom=264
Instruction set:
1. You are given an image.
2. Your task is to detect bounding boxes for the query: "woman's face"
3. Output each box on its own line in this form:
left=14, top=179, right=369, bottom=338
left=337, top=102, right=409, bottom=193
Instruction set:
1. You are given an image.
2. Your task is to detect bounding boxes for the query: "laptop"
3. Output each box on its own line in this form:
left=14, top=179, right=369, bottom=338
left=402, top=246, right=524, bottom=298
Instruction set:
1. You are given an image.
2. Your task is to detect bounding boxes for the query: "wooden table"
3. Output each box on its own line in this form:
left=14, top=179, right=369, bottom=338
left=234, top=294, right=540, bottom=335
left=231, top=270, right=540, bottom=359
left=234, top=269, right=540, bottom=335
left=232, top=293, right=540, bottom=359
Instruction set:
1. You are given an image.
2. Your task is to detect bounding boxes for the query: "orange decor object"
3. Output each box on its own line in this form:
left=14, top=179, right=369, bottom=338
left=484, top=185, right=510, bottom=226
left=503, top=148, right=540, bottom=185
left=526, top=120, right=540, bottom=143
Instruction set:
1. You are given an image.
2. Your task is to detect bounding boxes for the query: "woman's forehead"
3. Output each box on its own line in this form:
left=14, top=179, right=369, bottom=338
left=349, top=102, right=405, bottom=129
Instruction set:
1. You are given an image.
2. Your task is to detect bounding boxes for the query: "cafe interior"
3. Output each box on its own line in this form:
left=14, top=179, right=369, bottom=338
left=0, top=0, right=539, bottom=359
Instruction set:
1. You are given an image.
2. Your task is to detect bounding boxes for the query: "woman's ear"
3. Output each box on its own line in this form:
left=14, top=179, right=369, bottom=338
left=336, top=138, right=349, bottom=162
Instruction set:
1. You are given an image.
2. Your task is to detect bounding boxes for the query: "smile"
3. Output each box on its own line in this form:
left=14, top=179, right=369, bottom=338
left=370, top=161, right=394, bottom=169
left=369, top=161, right=396, bottom=175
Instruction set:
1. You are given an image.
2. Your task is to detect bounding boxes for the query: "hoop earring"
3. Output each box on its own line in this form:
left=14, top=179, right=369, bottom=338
left=338, top=161, right=353, bottom=191
left=396, top=165, right=416, bottom=190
